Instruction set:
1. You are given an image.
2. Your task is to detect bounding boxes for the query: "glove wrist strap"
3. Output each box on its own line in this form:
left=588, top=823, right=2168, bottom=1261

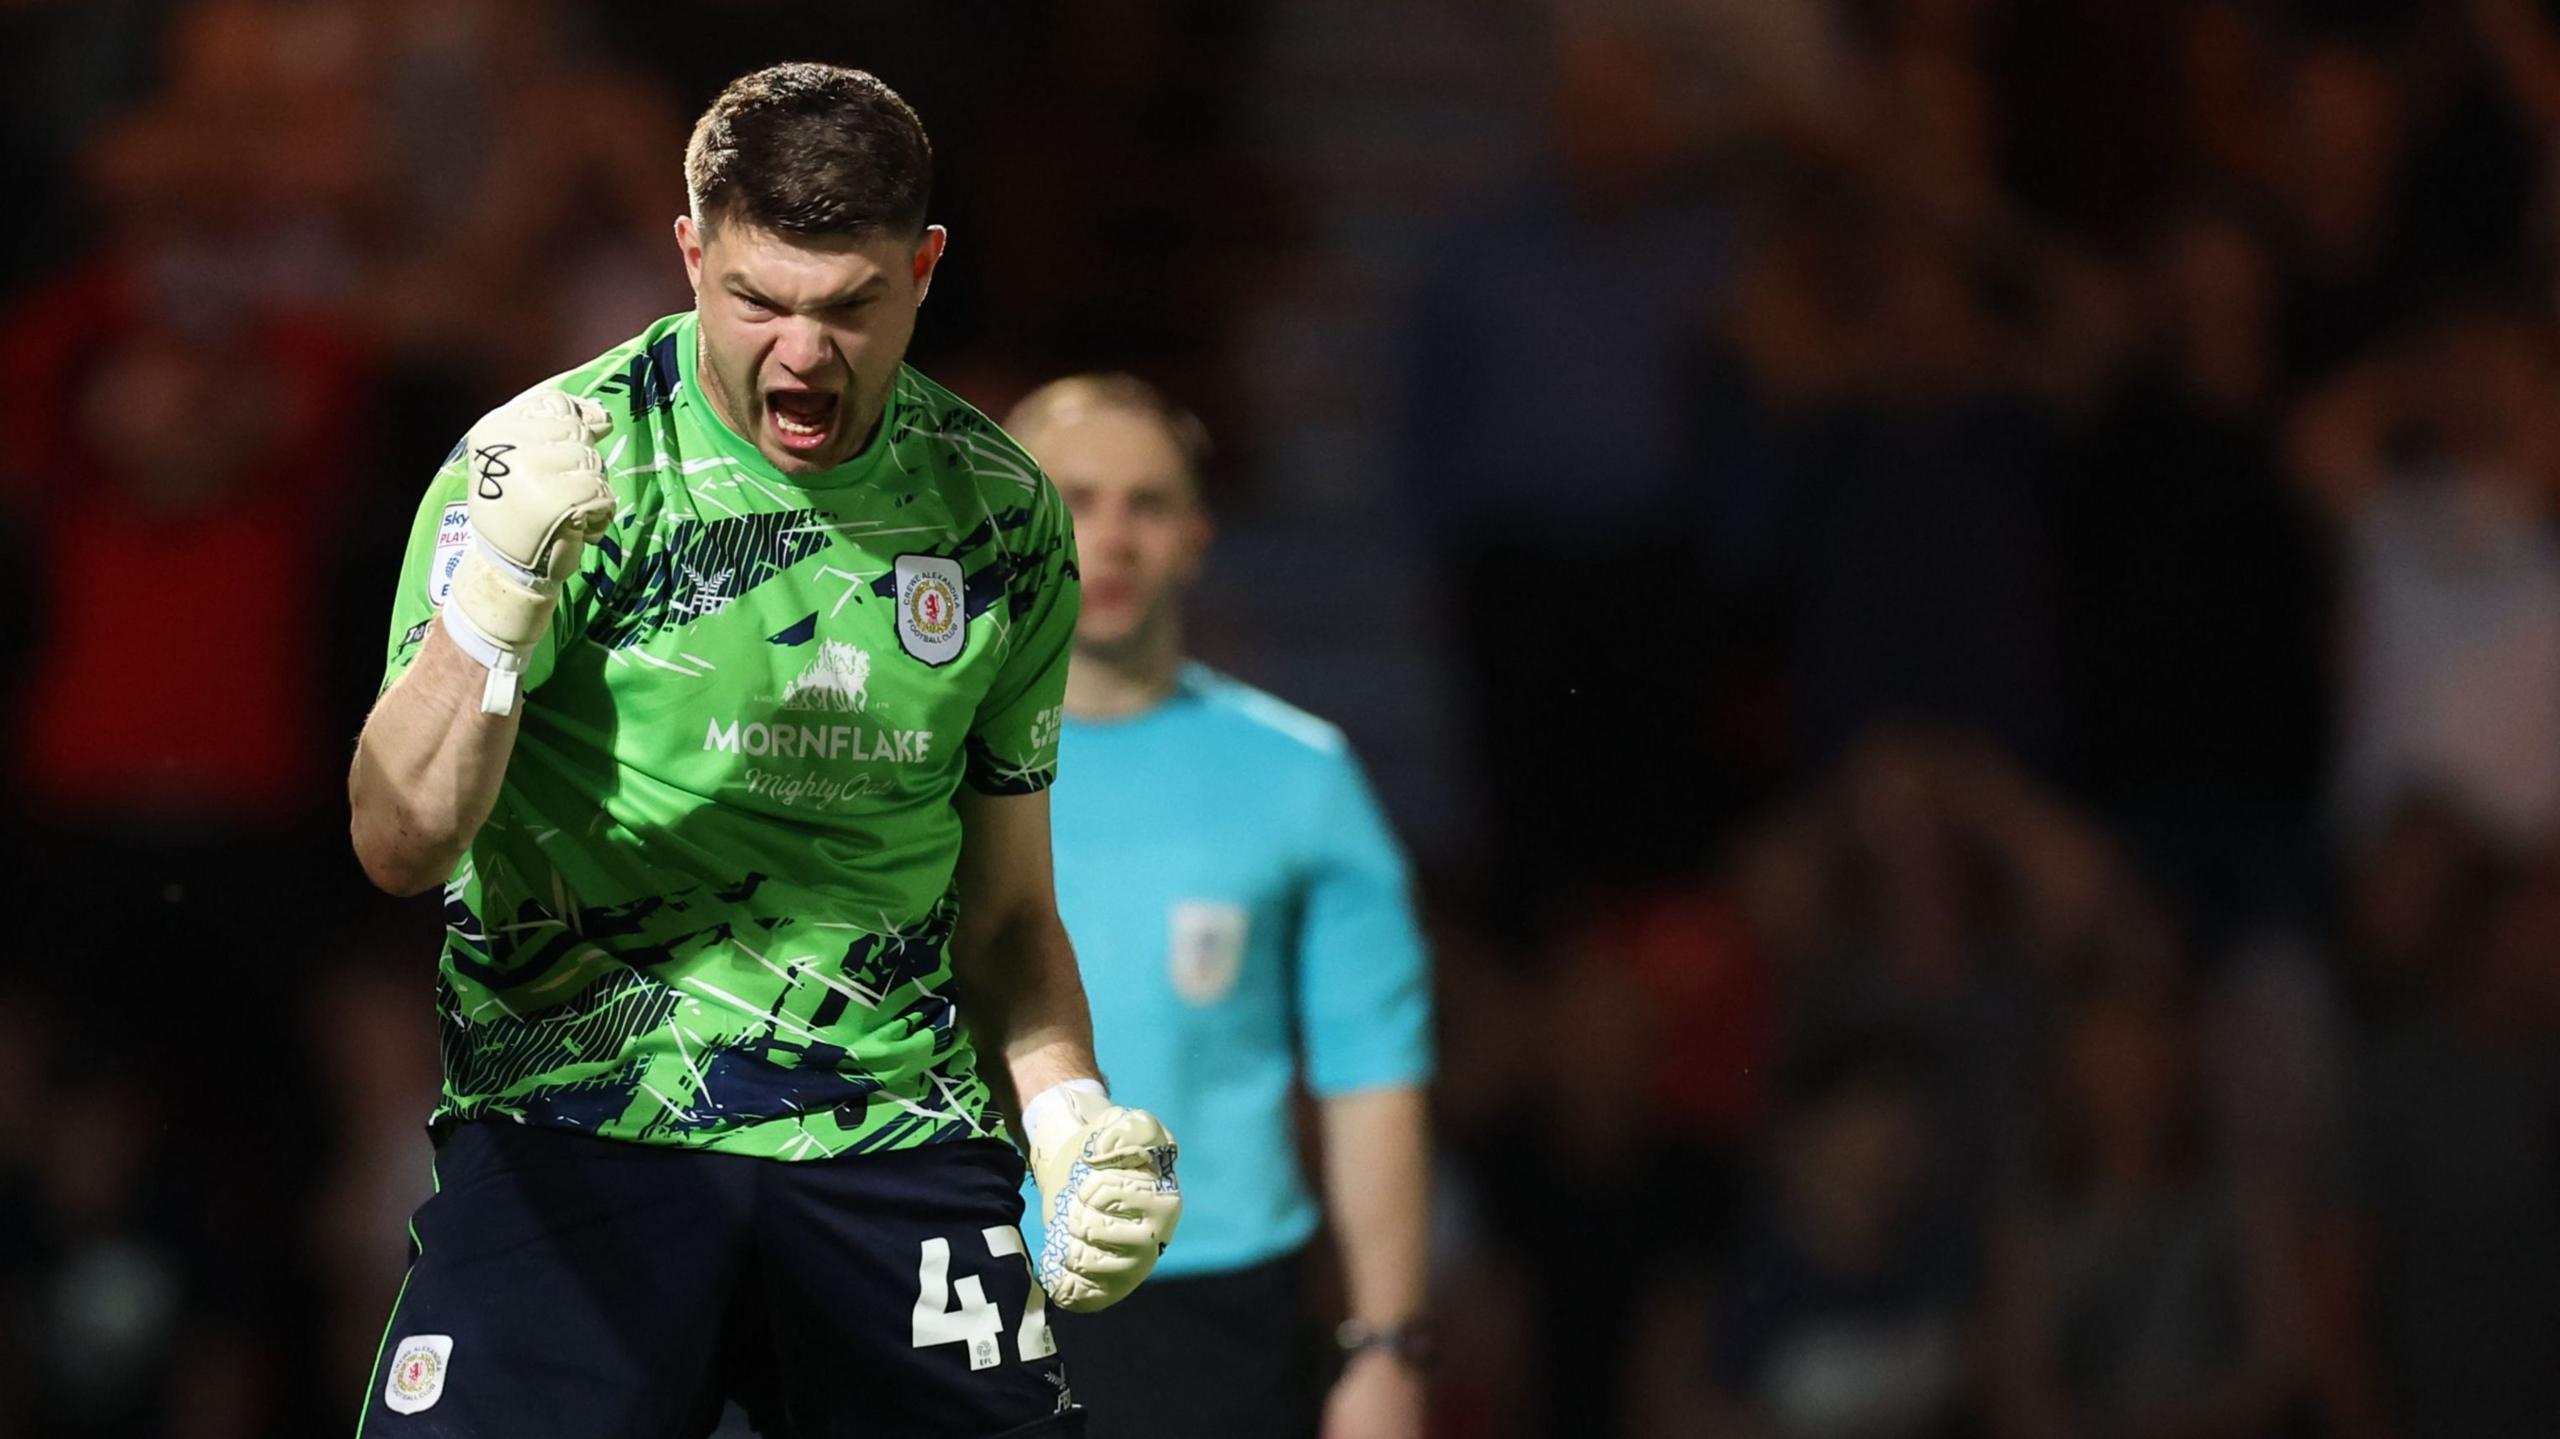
left=441, top=602, right=531, bottom=717
left=1021, top=1078, right=1109, bottom=1154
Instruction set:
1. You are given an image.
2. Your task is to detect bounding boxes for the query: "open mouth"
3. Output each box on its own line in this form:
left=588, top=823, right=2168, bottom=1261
left=766, top=388, right=840, bottom=453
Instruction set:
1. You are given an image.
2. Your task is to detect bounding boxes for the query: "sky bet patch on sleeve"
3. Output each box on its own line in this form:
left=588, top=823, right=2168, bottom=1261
left=430, top=502, right=471, bottom=608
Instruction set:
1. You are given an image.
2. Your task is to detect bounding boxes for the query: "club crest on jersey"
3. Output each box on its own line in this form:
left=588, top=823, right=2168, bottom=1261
left=384, top=1334, right=453, bottom=1415
left=895, top=554, right=967, bottom=667
left=430, top=503, right=470, bottom=608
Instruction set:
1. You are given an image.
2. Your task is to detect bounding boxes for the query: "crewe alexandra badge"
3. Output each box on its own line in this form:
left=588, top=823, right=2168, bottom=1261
left=894, top=554, right=967, bottom=666
left=384, top=1334, right=454, bottom=1415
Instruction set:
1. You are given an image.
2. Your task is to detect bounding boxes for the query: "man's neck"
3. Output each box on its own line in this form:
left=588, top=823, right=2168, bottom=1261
left=1065, top=622, right=1184, bottom=720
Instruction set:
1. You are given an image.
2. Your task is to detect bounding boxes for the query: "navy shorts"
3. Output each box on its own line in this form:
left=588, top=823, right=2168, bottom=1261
left=355, top=1121, right=1081, bottom=1438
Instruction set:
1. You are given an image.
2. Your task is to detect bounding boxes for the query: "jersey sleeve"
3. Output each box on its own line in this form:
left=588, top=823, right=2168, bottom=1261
left=963, top=480, right=1080, bottom=795
left=378, top=437, right=614, bottom=697
left=1294, top=748, right=1436, bottom=1095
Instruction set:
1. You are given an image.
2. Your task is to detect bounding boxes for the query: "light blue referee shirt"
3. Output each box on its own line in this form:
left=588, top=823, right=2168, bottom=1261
left=1026, top=663, right=1435, bottom=1278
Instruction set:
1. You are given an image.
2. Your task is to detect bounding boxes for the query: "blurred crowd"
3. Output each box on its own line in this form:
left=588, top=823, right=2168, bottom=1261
left=3, top=0, right=2559, bottom=1436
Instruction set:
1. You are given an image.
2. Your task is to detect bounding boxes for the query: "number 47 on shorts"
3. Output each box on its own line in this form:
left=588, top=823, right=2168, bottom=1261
left=912, top=1226, right=1056, bottom=1371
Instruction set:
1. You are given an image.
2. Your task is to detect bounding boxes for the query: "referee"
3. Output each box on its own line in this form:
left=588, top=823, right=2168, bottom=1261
left=1008, top=376, right=1435, bottom=1439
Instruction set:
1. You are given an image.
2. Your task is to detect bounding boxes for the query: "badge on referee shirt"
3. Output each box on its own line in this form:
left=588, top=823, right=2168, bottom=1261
left=1169, top=901, right=1248, bottom=1005
left=894, top=554, right=967, bottom=667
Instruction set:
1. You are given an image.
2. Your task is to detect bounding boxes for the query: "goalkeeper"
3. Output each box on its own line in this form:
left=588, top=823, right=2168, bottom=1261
left=346, top=64, right=1177, bottom=1438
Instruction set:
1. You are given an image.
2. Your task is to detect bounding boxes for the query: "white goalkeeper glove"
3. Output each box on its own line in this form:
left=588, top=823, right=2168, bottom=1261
left=440, top=389, right=616, bottom=716
left=1023, top=1079, right=1182, bottom=1313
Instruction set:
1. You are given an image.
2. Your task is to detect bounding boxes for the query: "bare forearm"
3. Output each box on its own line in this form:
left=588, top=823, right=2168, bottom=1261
left=348, top=626, right=523, bottom=895
left=959, top=910, right=1101, bottom=1113
left=1320, top=1085, right=1430, bottom=1325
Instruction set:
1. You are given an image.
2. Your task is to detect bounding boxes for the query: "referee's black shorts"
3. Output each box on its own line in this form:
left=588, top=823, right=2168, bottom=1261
left=1051, top=1249, right=1327, bottom=1439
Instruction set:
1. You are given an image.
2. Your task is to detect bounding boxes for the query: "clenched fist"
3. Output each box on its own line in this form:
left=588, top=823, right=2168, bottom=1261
left=441, top=389, right=617, bottom=714
left=1023, top=1080, right=1183, bottom=1313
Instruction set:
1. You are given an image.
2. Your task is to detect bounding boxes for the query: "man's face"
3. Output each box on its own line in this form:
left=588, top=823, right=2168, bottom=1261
left=1023, top=406, right=1210, bottom=650
left=678, top=215, right=945, bottom=476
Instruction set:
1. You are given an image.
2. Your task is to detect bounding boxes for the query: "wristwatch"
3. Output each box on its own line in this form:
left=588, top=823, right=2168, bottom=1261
left=1335, top=1317, right=1435, bottom=1370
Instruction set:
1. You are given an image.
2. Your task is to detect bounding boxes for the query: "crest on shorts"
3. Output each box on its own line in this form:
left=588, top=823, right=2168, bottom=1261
left=894, top=554, right=967, bottom=667
left=384, top=1333, right=454, bottom=1415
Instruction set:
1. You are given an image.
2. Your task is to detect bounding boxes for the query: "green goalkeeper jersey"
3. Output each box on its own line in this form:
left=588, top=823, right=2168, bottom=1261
left=379, top=312, right=1076, bottom=1160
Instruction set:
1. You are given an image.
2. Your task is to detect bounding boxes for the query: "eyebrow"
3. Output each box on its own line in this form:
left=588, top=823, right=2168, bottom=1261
left=721, top=275, right=887, bottom=311
left=822, top=277, right=888, bottom=308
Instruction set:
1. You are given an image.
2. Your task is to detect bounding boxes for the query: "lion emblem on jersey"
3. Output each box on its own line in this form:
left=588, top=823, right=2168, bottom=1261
left=780, top=641, right=873, bottom=712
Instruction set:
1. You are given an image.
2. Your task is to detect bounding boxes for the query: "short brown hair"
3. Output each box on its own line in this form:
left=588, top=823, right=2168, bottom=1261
left=1005, top=373, right=1215, bottom=488
left=684, top=63, right=932, bottom=239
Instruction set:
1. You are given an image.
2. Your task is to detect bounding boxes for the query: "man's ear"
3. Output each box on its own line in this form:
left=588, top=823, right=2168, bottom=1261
left=675, top=214, right=706, bottom=292
left=912, top=225, right=950, bottom=304
left=1177, top=508, right=1216, bottom=588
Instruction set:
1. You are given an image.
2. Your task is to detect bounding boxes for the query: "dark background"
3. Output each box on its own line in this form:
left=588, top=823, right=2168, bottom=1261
left=3, top=1, right=2558, bottom=1435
